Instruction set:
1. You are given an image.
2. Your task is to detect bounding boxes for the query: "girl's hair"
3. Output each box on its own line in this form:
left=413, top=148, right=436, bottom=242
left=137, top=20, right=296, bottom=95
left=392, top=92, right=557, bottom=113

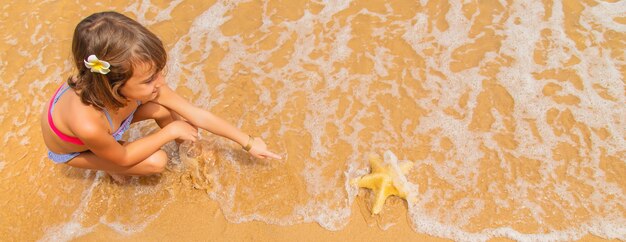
left=68, top=11, right=166, bottom=110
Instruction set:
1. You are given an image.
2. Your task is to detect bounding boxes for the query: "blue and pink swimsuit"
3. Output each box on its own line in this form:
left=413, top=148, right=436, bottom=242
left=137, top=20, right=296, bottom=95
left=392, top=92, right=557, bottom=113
left=46, top=84, right=139, bottom=163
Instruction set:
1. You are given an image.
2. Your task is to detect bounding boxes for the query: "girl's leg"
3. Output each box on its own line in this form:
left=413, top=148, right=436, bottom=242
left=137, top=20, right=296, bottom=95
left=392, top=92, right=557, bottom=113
left=67, top=102, right=187, bottom=178
left=66, top=148, right=168, bottom=176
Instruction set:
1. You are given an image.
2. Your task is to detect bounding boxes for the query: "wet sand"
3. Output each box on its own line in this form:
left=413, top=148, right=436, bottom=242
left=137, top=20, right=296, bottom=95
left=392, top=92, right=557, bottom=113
left=73, top=186, right=615, bottom=242
left=1, top=0, right=624, bottom=241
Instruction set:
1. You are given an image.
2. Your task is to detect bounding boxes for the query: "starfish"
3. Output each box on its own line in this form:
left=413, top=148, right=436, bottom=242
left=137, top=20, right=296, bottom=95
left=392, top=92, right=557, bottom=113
left=352, top=152, right=413, bottom=215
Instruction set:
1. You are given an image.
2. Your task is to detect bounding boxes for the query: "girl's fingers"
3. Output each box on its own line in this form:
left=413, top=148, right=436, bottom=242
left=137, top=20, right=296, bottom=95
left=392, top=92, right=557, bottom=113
left=253, top=151, right=282, bottom=160
left=265, top=151, right=282, bottom=160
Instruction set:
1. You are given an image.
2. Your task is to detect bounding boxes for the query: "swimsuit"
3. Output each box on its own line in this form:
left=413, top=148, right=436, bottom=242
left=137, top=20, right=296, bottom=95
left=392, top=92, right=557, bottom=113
left=46, top=84, right=140, bottom=163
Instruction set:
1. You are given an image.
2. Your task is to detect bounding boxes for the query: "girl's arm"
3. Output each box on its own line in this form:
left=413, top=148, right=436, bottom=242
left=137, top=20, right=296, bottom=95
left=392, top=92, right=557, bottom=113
left=153, top=85, right=281, bottom=159
left=77, top=120, right=197, bottom=166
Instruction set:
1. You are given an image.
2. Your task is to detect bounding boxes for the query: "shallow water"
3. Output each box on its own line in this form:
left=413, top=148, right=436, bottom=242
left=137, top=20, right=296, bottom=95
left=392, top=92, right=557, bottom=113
left=0, top=0, right=624, bottom=241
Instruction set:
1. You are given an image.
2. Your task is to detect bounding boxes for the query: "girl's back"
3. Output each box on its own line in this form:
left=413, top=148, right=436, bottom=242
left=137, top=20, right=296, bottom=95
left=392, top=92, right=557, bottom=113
left=40, top=80, right=139, bottom=155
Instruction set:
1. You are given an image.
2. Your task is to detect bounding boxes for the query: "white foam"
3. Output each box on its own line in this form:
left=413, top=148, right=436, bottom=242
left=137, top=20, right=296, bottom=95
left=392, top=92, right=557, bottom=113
left=30, top=24, right=49, bottom=45
left=587, top=1, right=626, bottom=32
left=5, top=36, right=18, bottom=45
left=39, top=171, right=104, bottom=242
left=99, top=209, right=166, bottom=236
left=301, top=161, right=327, bottom=196
left=38, top=222, right=95, bottom=242
left=52, top=0, right=625, bottom=240
left=124, top=0, right=183, bottom=26
left=166, top=0, right=237, bottom=110
left=296, top=199, right=352, bottom=230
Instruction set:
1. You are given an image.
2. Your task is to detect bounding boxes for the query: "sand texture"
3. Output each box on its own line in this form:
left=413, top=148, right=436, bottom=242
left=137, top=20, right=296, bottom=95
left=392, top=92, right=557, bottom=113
left=0, top=0, right=624, bottom=241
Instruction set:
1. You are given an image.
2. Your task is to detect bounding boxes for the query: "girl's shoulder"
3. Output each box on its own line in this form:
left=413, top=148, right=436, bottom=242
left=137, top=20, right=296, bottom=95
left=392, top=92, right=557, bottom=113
left=42, top=84, right=114, bottom=151
left=63, top=91, right=112, bottom=139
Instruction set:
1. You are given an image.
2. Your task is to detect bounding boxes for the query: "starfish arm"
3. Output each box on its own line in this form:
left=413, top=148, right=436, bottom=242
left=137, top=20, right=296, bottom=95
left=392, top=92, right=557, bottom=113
left=371, top=180, right=390, bottom=214
left=357, top=174, right=384, bottom=190
left=368, top=154, right=386, bottom=173
left=373, top=180, right=405, bottom=214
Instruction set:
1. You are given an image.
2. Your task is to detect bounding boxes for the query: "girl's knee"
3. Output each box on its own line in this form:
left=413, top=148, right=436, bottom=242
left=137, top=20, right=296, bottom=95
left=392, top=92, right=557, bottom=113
left=133, top=102, right=175, bottom=125
left=154, top=108, right=173, bottom=124
left=144, top=150, right=168, bottom=174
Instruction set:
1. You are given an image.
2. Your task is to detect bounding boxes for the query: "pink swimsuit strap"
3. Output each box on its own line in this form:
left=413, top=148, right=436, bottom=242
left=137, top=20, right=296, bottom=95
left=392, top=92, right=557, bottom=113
left=47, top=84, right=85, bottom=145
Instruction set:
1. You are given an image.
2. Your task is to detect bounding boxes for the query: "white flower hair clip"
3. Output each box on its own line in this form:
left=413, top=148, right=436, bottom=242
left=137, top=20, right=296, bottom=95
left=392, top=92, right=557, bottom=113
left=84, top=54, right=110, bottom=74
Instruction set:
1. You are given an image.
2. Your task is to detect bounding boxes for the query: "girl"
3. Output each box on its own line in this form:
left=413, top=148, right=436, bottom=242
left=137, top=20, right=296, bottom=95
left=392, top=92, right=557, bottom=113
left=40, top=11, right=282, bottom=180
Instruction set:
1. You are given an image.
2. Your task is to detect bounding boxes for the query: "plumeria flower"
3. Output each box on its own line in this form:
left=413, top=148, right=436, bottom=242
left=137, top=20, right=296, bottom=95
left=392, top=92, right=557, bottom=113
left=84, top=54, right=110, bottom=74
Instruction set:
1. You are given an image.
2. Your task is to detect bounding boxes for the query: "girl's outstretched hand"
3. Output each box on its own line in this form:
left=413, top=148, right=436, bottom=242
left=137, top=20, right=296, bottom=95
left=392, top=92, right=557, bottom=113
left=248, top=137, right=282, bottom=160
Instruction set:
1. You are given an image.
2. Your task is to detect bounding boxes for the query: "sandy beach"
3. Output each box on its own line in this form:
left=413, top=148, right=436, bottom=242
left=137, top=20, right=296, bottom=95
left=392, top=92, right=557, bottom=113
left=0, top=0, right=624, bottom=241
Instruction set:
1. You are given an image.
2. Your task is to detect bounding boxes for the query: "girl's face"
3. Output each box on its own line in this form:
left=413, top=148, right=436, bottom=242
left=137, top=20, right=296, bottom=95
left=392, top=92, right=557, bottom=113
left=119, top=62, right=164, bottom=103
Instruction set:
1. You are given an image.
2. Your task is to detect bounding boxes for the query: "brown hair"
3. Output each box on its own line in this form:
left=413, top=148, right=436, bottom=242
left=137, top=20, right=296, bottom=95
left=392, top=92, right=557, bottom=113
left=68, top=11, right=166, bottom=110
